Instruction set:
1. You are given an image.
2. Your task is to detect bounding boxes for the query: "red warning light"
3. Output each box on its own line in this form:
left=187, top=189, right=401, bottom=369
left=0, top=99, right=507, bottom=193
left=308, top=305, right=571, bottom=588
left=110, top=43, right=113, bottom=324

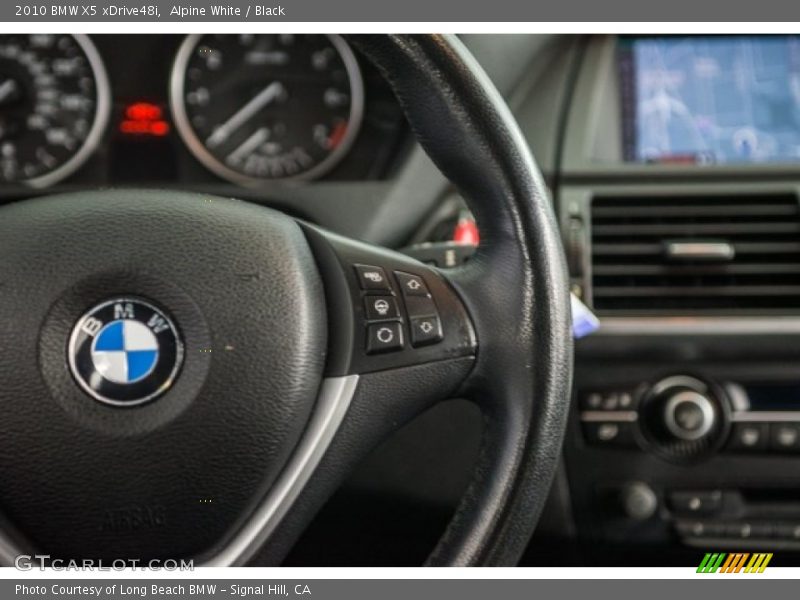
left=120, top=102, right=170, bottom=137
left=327, top=121, right=348, bottom=150
left=453, top=213, right=479, bottom=246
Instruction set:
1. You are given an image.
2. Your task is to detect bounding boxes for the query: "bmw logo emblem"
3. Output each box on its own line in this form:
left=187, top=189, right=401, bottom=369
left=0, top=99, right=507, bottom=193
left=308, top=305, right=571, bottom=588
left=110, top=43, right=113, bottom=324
left=68, top=298, right=184, bottom=406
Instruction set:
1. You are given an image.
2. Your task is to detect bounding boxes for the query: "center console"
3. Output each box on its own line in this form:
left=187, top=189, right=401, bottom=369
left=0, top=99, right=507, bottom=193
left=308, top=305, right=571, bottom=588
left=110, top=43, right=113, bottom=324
left=557, top=35, right=800, bottom=564
left=577, top=371, right=800, bottom=547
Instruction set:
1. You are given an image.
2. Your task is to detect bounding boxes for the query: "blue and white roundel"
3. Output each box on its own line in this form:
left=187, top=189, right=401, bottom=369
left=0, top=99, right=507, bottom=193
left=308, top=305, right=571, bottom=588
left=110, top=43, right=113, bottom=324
left=91, top=319, right=160, bottom=384
left=69, top=297, right=182, bottom=406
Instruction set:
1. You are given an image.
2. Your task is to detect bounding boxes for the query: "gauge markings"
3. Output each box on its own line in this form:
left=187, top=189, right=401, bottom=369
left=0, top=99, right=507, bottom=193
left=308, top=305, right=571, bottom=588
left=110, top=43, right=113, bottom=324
left=0, top=78, right=19, bottom=104
left=226, top=127, right=270, bottom=166
left=0, top=34, right=109, bottom=187
left=206, top=80, right=285, bottom=149
left=170, top=34, right=364, bottom=184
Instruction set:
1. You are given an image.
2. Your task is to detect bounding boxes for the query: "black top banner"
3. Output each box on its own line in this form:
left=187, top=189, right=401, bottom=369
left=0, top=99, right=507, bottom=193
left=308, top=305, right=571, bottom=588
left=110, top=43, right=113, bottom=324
left=3, top=0, right=799, bottom=22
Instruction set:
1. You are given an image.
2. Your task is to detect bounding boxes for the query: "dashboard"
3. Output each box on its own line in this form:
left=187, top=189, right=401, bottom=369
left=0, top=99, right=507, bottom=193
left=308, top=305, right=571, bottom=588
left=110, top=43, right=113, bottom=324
left=0, top=34, right=409, bottom=194
left=557, top=34, right=800, bottom=567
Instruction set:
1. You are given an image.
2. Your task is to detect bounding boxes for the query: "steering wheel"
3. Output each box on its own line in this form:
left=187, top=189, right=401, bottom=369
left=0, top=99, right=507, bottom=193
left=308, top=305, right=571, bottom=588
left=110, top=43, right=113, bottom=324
left=0, top=35, right=572, bottom=567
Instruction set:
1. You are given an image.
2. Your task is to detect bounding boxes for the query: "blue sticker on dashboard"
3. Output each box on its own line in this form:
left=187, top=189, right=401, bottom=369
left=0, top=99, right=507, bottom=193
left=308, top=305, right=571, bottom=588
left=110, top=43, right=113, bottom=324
left=571, top=293, right=600, bottom=339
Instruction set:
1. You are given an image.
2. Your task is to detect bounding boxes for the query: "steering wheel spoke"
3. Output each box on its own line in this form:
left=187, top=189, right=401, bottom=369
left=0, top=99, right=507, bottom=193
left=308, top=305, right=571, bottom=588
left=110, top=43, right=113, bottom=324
left=200, top=224, right=479, bottom=566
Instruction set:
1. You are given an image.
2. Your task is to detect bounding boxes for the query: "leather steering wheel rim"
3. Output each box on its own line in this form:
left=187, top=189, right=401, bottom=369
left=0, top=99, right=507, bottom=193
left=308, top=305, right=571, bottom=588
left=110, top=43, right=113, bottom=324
left=252, top=34, right=574, bottom=566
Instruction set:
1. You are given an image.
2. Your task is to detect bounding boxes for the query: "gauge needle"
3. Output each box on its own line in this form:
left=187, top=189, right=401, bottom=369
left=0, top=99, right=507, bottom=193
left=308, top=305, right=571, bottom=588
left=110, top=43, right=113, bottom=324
left=0, top=79, right=18, bottom=104
left=226, top=127, right=270, bottom=165
left=206, top=81, right=285, bottom=149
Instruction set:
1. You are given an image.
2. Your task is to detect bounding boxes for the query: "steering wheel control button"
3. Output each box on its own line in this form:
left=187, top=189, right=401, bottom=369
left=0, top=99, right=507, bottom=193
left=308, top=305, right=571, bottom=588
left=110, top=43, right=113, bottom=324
left=366, top=322, right=404, bottom=354
left=404, top=295, right=438, bottom=319
left=68, top=297, right=183, bottom=407
left=364, top=295, right=400, bottom=321
left=395, top=271, right=430, bottom=297
left=410, top=316, right=443, bottom=347
left=354, top=264, right=392, bottom=291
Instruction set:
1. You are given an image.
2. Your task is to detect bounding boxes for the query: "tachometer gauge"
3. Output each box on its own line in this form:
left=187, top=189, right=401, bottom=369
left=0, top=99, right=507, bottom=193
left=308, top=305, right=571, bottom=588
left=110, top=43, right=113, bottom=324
left=0, top=34, right=110, bottom=187
left=170, top=34, right=364, bottom=184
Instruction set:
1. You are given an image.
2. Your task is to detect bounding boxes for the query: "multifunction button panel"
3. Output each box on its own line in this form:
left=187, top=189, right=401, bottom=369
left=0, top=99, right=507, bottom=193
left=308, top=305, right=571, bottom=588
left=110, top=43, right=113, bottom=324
left=300, top=224, right=476, bottom=376
left=354, top=264, right=444, bottom=355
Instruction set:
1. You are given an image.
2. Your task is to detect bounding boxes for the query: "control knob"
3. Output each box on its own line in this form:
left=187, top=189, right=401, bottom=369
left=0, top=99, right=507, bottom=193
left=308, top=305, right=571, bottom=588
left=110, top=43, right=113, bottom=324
left=620, top=482, right=658, bottom=521
left=663, top=390, right=716, bottom=441
left=639, top=376, right=729, bottom=463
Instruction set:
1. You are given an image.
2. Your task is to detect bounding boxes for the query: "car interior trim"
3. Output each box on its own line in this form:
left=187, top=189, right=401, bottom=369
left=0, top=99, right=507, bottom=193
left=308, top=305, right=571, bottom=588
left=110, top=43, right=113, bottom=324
left=580, top=410, right=637, bottom=422
left=595, top=317, right=800, bottom=336
left=731, top=411, right=800, bottom=423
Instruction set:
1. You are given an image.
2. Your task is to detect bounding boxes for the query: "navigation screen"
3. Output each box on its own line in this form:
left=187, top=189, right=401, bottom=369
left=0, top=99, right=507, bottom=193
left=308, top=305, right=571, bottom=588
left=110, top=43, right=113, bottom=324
left=619, top=36, right=800, bottom=164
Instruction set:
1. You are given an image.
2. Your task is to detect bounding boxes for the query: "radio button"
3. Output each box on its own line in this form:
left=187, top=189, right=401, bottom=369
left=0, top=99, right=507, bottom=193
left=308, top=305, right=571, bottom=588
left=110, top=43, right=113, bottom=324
left=770, top=424, right=800, bottom=452
left=725, top=522, right=753, bottom=539
left=582, top=421, right=636, bottom=448
left=775, top=522, right=800, bottom=540
left=748, top=522, right=775, bottom=538
left=582, top=392, right=603, bottom=410
left=668, top=490, right=722, bottom=516
left=674, top=520, right=708, bottom=538
left=580, top=390, right=637, bottom=411
left=727, top=423, right=769, bottom=452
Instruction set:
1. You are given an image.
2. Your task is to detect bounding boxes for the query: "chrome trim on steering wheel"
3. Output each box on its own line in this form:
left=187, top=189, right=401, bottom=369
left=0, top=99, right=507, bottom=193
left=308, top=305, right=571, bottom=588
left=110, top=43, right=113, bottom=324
left=200, top=374, right=359, bottom=566
left=0, top=375, right=359, bottom=567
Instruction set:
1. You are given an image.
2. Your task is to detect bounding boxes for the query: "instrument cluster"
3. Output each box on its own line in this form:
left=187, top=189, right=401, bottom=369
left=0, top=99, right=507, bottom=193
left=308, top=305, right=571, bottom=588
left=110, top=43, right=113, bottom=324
left=0, top=34, right=408, bottom=190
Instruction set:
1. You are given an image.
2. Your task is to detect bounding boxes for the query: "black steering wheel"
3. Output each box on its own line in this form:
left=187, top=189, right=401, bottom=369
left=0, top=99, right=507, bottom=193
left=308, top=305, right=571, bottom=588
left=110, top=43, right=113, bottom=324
left=0, top=35, right=572, bottom=567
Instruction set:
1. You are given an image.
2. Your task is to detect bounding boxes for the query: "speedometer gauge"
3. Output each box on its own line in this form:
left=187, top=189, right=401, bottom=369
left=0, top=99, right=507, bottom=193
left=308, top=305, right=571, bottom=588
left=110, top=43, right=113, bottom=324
left=0, top=34, right=110, bottom=187
left=170, top=34, right=364, bottom=184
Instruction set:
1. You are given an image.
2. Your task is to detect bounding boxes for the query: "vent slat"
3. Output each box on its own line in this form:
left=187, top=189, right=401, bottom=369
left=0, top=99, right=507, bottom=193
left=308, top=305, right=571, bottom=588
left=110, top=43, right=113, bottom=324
left=589, top=194, right=800, bottom=314
left=593, top=222, right=800, bottom=236
left=593, top=242, right=800, bottom=255
left=593, top=263, right=800, bottom=276
left=593, top=286, right=800, bottom=298
left=592, top=204, right=797, bottom=218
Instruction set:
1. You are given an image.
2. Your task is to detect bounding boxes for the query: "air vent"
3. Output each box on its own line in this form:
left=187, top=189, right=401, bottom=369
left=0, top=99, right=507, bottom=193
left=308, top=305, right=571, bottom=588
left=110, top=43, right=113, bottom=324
left=590, top=194, right=800, bottom=314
